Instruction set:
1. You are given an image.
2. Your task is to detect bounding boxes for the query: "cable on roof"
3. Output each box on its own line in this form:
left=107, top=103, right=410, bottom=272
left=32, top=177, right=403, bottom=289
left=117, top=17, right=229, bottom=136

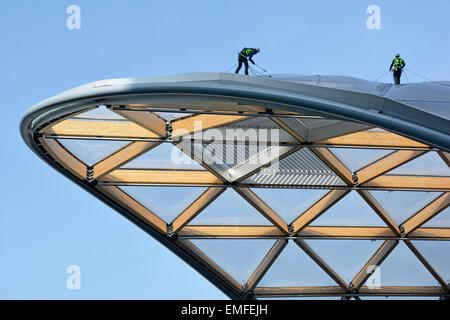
left=404, top=69, right=450, bottom=88
left=224, top=63, right=238, bottom=73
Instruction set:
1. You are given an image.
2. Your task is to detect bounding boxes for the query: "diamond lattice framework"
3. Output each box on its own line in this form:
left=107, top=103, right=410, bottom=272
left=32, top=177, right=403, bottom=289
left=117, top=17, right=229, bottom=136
left=21, top=73, right=450, bottom=299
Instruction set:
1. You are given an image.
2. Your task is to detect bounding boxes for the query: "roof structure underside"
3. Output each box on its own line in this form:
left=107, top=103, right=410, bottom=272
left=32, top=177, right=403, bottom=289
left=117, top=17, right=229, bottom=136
left=21, top=74, right=450, bottom=299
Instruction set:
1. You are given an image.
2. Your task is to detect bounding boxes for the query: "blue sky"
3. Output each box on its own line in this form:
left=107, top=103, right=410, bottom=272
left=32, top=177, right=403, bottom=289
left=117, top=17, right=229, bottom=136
left=1, top=1, right=449, bottom=299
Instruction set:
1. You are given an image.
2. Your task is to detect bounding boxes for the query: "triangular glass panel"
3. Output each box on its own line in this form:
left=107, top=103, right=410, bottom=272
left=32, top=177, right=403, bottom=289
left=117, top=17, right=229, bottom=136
left=258, top=241, right=337, bottom=287
left=310, top=191, right=386, bottom=226
left=411, top=240, right=450, bottom=283
left=73, top=105, right=128, bottom=120
left=422, top=207, right=450, bottom=227
left=189, top=239, right=276, bottom=285
left=119, top=186, right=207, bottom=223
left=58, top=139, right=130, bottom=166
left=250, top=188, right=329, bottom=224
left=329, top=148, right=393, bottom=172
left=188, top=189, right=272, bottom=225
left=304, top=240, right=382, bottom=283
left=387, top=152, right=450, bottom=176
left=363, top=241, right=439, bottom=286
left=122, top=143, right=203, bottom=169
left=370, top=191, right=443, bottom=225
left=243, top=147, right=345, bottom=186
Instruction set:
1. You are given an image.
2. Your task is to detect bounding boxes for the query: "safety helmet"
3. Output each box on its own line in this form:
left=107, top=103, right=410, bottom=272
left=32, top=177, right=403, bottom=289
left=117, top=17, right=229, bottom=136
left=255, top=47, right=260, bottom=53
left=396, top=53, right=400, bottom=57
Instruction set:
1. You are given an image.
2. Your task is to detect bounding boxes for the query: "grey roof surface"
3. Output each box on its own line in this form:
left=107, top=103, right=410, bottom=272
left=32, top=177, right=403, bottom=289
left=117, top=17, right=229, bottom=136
left=272, top=74, right=450, bottom=120
left=21, top=73, right=450, bottom=153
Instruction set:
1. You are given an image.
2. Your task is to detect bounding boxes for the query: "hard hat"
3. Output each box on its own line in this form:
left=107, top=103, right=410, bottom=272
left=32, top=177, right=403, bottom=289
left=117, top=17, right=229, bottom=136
left=255, top=47, right=260, bottom=52
left=396, top=53, right=400, bottom=57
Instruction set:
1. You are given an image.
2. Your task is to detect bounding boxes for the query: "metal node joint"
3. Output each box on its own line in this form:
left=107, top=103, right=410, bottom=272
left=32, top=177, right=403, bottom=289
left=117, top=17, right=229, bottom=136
left=352, top=172, right=359, bottom=186
left=288, top=224, right=295, bottom=237
left=166, top=223, right=176, bottom=238
left=86, top=166, right=95, bottom=184
left=399, top=225, right=406, bottom=238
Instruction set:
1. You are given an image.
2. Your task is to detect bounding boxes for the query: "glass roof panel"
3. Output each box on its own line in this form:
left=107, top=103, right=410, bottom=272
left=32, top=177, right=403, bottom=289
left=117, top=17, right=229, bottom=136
left=119, top=186, right=207, bottom=223
left=363, top=241, right=439, bottom=286
left=411, top=240, right=450, bottom=283
left=329, top=148, right=393, bottom=172
left=250, top=188, right=329, bottom=224
left=73, top=105, right=127, bottom=120
left=122, top=143, right=203, bottom=169
left=188, top=189, right=272, bottom=225
left=190, top=239, right=275, bottom=285
left=242, top=147, right=345, bottom=186
left=258, top=241, right=337, bottom=287
left=421, top=207, right=450, bottom=227
left=190, top=142, right=296, bottom=182
left=370, top=191, right=443, bottom=225
left=310, top=191, right=386, bottom=226
left=58, top=139, right=130, bottom=166
left=304, top=240, right=381, bottom=283
left=388, top=152, right=450, bottom=176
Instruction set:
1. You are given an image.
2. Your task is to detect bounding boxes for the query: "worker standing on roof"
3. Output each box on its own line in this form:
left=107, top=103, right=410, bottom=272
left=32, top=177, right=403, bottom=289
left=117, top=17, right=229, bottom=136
left=389, top=53, right=406, bottom=85
left=235, top=47, right=260, bottom=75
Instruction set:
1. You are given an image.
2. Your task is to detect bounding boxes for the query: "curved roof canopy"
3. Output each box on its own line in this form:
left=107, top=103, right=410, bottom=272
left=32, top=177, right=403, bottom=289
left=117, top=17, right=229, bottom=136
left=21, top=73, right=450, bottom=299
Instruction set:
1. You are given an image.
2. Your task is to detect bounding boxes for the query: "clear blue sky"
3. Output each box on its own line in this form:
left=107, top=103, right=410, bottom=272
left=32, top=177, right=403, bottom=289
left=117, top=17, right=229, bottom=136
left=1, top=0, right=449, bottom=299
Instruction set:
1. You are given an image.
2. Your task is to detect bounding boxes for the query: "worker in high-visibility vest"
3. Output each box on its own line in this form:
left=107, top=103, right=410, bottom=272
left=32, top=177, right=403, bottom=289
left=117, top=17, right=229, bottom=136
left=389, top=53, right=406, bottom=85
left=235, top=47, right=260, bottom=75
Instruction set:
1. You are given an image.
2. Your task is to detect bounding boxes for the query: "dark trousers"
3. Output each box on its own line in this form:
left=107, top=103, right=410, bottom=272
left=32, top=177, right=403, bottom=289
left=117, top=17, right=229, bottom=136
left=235, top=56, right=249, bottom=75
left=393, top=69, right=402, bottom=84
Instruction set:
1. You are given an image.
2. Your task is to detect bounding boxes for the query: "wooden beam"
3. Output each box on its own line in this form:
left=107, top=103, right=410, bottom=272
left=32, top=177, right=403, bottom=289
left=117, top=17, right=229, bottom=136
left=177, top=225, right=450, bottom=239
left=93, top=141, right=161, bottom=179
left=97, top=185, right=167, bottom=233
left=357, top=190, right=401, bottom=235
left=291, top=190, right=350, bottom=233
left=357, top=286, right=444, bottom=296
left=246, top=240, right=288, bottom=291
left=39, top=137, right=86, bottom=179
left=42, top=119, right=160, bottom=139
left=351, top=240, right=398, bottom=289
left=39, top=107, right=96, bottom=133
left=404, top=240, right=449, bottom=289
left=356, top=150, right=426, bottom=184
left=175, top=239, right=243, bottom=293
left=363, top=176, right=450, bottom=191
left=409, top=227, right=450, bottom=239
left=438, top=151, right=450, bottom=167
left=254, top=286, right=443, bottom=297
left=112, top=109, right=166, bottom=137
left=254, top=286, right=346, bottom=296
left=172, top=114, right=249, bottom=137
left=294, top=240, right=348, bottom=290
left=316, top=131, right=429, bottom=148
left=234, top=188, right=289, bottom=233
left=172, top=187, right=226, bottom=232
left=99, top=169, right=224, bottom=185
left=402, top=193, right=450, bottom=234
left=309, top=147, right=354, bottom=185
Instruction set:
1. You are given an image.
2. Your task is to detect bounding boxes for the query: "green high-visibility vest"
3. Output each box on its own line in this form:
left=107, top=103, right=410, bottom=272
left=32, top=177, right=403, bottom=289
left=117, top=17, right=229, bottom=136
left=393, top=57, right=404, bottom=69
left=241, top=49, right=254, bottom=58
